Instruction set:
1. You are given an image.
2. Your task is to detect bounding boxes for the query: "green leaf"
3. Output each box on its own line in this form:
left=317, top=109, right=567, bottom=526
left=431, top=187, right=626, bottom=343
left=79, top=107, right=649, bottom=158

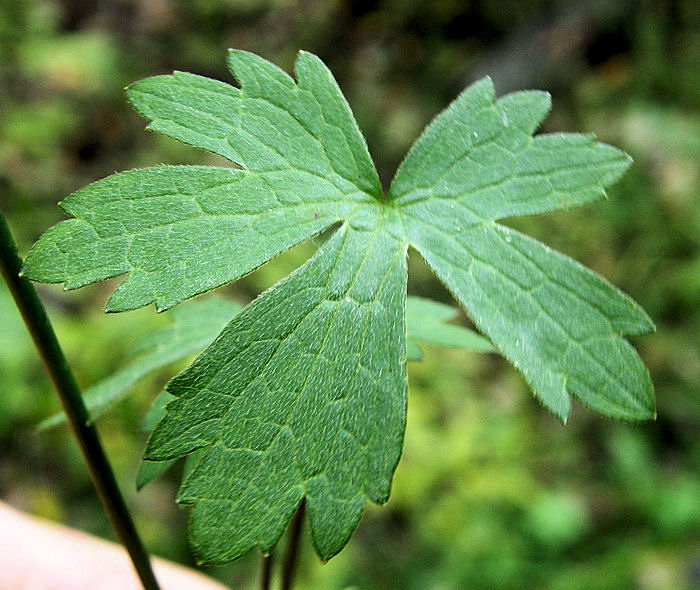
left=136, top=458, right=175, bottom=491
left=137, top=390, right=202, bottom=491
left=138, top=440, right=204, bottom=491
left=128, top=294, right=490, bottom=489
left=406, top=295, right=495, bottom=357
left=405, top=339, right=424, bottom=362
left=146, top=219, right=407, bottom=562
left=23, top=50, right=655, bottom=564
left=128, top=295, right=488, bottom=489
left=136, top=392, right=177, bottom=490
left=389, top=78, right=654, bottom=421
left=23, top=50, right=381, bottom=312
left=38, top=297, right=241, bottom=430
left=38, top=294, right=467, bottom=431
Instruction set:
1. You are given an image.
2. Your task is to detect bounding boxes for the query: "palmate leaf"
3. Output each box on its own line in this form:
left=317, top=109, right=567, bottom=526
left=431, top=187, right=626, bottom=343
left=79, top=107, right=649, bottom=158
left=38, top=294, right=479, bottom=429
left=126, top=296, right=491, bottom=490
left=22, top=50, right=654, bottom=563
left=389, top=79, right=654, bottom=420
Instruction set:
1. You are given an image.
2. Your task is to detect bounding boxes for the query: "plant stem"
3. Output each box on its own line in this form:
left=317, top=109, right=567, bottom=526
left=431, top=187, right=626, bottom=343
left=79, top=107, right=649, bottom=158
left=280, top=500, right=306, bottom=590
left=0, top=213, right=161, bottom=590
left=259, top=552, right=273, bottom=590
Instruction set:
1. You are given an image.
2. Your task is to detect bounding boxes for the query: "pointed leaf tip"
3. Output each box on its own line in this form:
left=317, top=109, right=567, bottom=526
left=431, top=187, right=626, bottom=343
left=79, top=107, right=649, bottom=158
left=391, top=70, right=652, bottom=424
left=21, top=50, right=655, bottom=567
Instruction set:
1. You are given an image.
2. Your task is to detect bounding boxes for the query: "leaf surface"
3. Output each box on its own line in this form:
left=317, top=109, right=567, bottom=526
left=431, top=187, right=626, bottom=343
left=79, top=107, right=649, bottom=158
left=38, top=297, right=241, bottom=430
left=23, top=51, right=654, bottom=563
left=23, top=50, right=381, bottom=312
left=390, top=78, right=654, bottom=420
left=136, top=390, right=202, bottom=491
left=38, top=294, right=463, bottom=430
left=147, top=219, right=407, bottom=561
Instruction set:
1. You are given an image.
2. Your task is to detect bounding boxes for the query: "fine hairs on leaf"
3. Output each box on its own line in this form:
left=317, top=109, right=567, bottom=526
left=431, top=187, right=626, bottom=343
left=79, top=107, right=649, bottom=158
left=36, top=291, right=489, bottom=491
left=23, top=49, right=655, bottom=564
left=39, top=294, right=490, bottom=430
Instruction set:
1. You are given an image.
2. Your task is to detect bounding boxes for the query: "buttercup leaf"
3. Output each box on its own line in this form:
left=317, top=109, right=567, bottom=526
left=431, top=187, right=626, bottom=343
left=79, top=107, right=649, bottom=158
left=388, top=78, right=653, bottom=420
left=38, top=294, right=465, bottom=430
left=23, top=50, right=654, bottom=563
left=38, top=297, right=242, bottom=430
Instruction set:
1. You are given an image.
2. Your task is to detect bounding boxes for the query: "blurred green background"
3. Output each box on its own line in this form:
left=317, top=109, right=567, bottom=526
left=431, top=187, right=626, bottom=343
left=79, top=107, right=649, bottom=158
left=0, top=0, right=698, bottom=588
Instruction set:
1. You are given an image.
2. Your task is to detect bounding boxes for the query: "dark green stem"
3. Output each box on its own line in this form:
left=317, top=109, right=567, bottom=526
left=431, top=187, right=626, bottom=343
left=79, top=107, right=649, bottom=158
left=280, top=500, right=306, bottom=590
left=0, top=213, right=161, bottom=590
left=259, top=552, right=273, bottom=590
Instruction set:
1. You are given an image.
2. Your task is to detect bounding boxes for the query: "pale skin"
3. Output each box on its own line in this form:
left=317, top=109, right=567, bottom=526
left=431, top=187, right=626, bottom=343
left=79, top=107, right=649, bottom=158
left=0, top=501, right=228, bottom=590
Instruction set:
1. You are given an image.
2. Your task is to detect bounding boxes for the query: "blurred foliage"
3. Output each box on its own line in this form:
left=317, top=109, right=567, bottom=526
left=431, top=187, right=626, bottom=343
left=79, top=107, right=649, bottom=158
left=0, top=1, right=698, bottom=589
